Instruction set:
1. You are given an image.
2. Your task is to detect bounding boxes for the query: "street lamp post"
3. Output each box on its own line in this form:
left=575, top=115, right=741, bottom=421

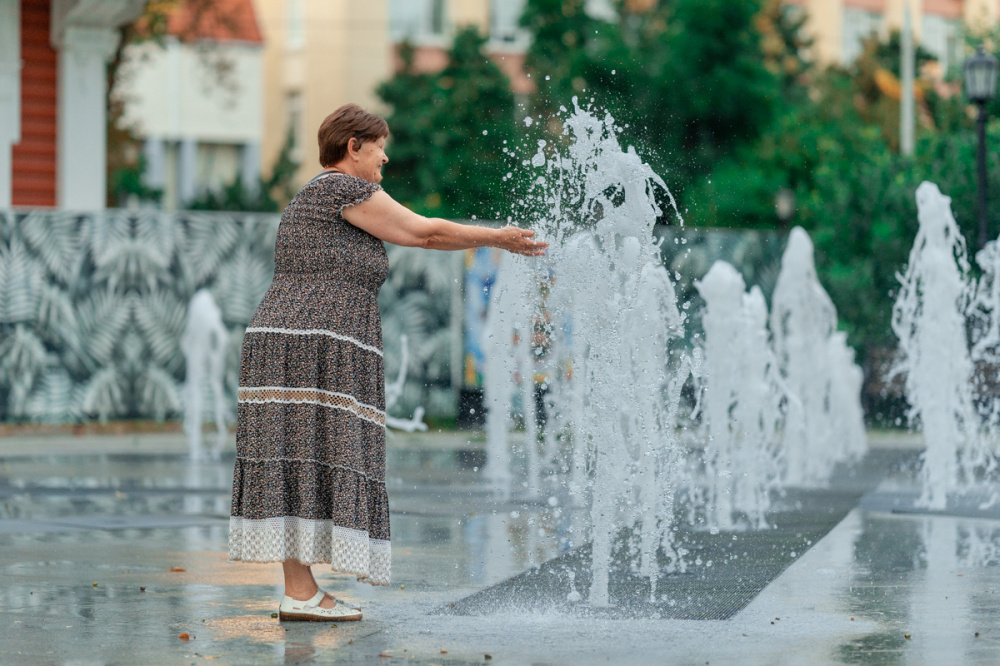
left=964, top=45, right=1000, bottom=249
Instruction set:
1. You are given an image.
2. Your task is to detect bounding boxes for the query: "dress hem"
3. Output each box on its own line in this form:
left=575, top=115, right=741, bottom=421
left=228, top=516, right=391, bottom=586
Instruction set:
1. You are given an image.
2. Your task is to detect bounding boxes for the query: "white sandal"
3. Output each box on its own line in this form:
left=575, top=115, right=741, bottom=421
left=278, top=590, right=363, bottom=622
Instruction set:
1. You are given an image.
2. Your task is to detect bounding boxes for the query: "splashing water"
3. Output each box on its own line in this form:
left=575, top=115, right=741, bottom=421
left=970, top=240, right=1000, bottom=441
left=893, top=182, right=997, bottom=508
left=770, top=228, right=865, bottom=486
left=182, top=289, right=229, bottom=462
left=483, top=104, right=867, bottom=607
left=484, top=103, right=690, bottom=606
left=695, top=263, right=783, bottom=529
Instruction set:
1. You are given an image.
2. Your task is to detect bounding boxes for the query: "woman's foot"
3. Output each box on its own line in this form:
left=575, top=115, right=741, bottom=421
left=278, top=590, right=363, bottom=622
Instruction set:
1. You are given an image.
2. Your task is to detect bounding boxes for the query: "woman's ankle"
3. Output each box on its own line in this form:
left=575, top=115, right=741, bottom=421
left=283, top=583, right=319, bottom=601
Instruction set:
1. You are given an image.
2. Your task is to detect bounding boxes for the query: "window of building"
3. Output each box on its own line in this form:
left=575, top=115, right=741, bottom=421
left=922, top=14, right=962, bottom=73
left=389, top=0, right=447, bottom=42
left=490, top=0, right=528, bottom=47
left=196, top=143, right=242, bottom=195
left=842, top=7, right=883, bottom=66
left=286, top=0, right=306, bottom=50
left=430, top=0, right=446, bottom=35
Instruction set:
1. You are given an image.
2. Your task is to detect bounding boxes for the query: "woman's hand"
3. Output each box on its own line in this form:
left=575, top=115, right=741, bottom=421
left=496, top=226, right=548, bottom=256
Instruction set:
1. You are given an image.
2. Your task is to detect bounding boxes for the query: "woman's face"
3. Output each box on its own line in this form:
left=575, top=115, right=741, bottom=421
left=355, top=136, right=388, bottom=184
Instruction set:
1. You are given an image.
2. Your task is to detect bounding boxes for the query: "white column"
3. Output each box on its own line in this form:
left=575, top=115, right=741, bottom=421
left=178, top=138, right=198, bottom=205
left=143, top=136, right=166, bottom=189
left=241, top=142, right=260, bottom=195
left=0, top=0, right=20, bottom=209
left=56, top=26, right=118, bottom=210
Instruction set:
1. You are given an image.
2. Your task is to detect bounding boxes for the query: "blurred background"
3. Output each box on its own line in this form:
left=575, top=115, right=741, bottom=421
left=1, top=0, right=998, bottom=431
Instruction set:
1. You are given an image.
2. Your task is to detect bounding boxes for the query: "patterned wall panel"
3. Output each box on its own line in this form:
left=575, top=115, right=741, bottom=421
left=0, top=209, right=461, bottom=424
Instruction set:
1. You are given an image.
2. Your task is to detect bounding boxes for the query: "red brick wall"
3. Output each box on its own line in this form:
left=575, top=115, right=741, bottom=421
left=12, top=0, right=57, bottom=207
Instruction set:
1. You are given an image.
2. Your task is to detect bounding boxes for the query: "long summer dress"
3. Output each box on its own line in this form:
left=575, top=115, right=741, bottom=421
left=228, top=172, right=391, bottom=586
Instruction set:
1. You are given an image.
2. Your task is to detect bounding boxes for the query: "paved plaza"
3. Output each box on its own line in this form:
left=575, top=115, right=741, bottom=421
left=2, top=430, right=1000, bottom=664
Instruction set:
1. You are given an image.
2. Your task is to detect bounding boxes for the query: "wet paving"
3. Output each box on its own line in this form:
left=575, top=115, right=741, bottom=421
left=2, top=432, right=1000, bottom=664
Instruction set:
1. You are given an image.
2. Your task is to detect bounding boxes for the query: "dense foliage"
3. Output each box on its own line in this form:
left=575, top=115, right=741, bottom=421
left=375, top=0, right=1000, bottom=396
left=519, top=0, right=787, bottom=190
left=378, top=29, right=516, bottom=219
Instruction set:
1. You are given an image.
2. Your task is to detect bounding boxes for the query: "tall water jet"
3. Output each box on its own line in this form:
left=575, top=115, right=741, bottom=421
left=484, top=103, right=689, bottom=606
left=733, top=286, right=784, bottom=524
left=770, top=227, right=865, bottom=486
left=969, top=240, right=1000, bottom=443
left=826, top=331, right=868, bottom=463
left=695, top=263, right=783, bottom=529
left=892, top=182, right=988, bottom=508
left=695, top=262, right=746, bottom=529
left=181, top=289, right=229, bottom=461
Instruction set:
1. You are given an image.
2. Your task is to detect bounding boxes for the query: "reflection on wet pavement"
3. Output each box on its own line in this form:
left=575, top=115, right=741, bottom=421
left=2, top=434, right=1000, bottom=663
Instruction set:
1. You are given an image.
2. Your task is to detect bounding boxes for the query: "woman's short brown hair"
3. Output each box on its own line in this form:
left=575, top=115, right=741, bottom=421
left=317, top=104, right=389, bottom=167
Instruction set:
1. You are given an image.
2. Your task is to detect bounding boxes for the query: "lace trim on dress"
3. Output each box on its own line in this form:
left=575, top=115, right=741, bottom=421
left=238, top=386, right=386, bottom=427
left=228, top=516, right=391, bottom=586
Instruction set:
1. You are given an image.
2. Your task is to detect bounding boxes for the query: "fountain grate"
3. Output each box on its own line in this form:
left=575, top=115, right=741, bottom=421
left=439, top=450, right=917, bottom=620
left=439, top=487, right=861, bottom=620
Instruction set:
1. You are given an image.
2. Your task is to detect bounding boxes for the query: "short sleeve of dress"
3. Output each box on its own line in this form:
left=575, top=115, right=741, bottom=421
left=335, top=175, right=382, bottom=218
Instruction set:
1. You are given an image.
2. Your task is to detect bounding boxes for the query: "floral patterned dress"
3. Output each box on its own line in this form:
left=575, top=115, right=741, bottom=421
left=228, top=172, right=390, bottom=586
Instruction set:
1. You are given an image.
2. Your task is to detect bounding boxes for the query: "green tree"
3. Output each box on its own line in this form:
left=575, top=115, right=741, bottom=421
left=378, top=28, right=515, bottom=219
left=756, top=0, right=814, bottom=103
left=519, top=0, right=781, bottom=206
left=686, top=48, right=1000, bottom=359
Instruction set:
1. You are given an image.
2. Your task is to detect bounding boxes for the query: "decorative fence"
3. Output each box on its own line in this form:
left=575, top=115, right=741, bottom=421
left=0, top=209, right=462, bottom=424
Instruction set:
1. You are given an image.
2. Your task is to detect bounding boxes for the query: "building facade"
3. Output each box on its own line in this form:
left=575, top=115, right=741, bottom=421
left=791, top=0, right=999, bottom=69
left=252, top=0, right=393, bottom=188
left=116, top=0, right=265, bottom=210
left=2, top=0, right=148, bottom=210
left=252, top=0, right=537, bottom=190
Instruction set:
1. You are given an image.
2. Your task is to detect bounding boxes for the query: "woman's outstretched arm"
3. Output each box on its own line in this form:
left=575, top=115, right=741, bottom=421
left=343, top=190, right=547, bottom=256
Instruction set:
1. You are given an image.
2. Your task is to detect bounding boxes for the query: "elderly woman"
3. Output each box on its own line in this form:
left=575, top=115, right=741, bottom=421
left=228, top=104, right=546, bottom=621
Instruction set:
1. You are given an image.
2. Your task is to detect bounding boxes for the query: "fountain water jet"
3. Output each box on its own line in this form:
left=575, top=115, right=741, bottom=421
left=483, top=105, right=867, bottom=608
left=770, top=228, right=865, bottom=486
left=893, top=182, right=996, bottom=508
left=181, top=289, right=229, bottom=462
left=695, top=263, right=783, bottom=529
left=484, top=103, right=690, bottom=606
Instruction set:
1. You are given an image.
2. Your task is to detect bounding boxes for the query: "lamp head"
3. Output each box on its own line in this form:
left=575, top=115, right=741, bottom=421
left=964, top=45, right=1000, bottom=104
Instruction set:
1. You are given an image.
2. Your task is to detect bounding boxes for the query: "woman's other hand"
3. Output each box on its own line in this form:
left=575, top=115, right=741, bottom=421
left=497, top=226, right=548, bottom=256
